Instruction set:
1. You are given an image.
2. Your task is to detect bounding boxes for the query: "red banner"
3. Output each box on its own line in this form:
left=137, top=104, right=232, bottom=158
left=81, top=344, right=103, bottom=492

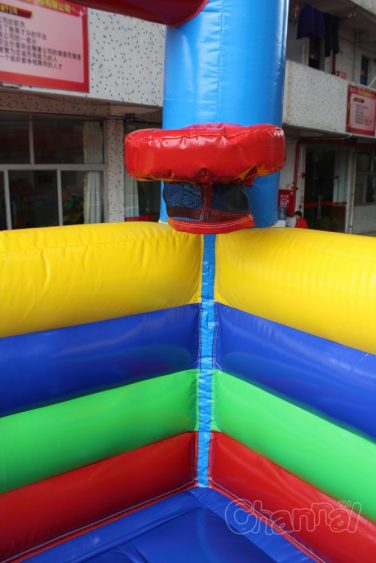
left=0, top=0, right=89, bottom=92
left=346, top=85, right=376, bottom=136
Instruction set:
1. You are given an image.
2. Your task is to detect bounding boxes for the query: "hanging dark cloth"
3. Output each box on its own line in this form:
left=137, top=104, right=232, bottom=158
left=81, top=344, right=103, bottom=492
left=324, top=14, right=340, bottom=56
left=297, top=5, right=325, bottom=39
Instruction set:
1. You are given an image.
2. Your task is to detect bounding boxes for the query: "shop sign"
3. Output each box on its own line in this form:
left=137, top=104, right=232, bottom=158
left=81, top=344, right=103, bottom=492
left=346, top=85, right=376, bottom=136
left=0, top=0, right=88, bottom=92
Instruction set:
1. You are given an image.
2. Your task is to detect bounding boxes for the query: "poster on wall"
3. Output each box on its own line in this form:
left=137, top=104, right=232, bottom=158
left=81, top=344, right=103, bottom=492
left=0, top=0, right=89, bottom=92
left=346, top=85, right=376, bottom=136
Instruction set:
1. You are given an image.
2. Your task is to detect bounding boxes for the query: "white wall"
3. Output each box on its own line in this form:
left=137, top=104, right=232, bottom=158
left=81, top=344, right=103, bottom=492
left=286, top=23, right=307, bottom=64
left=352, top=0, right=376, bottom=16
left=335, top=25, right=376, bottom=86
left=283, top=61, right=348, bottom=134
left=353, top=204, right=376, bottom=233
left=336, top=26, right=357, bottom=82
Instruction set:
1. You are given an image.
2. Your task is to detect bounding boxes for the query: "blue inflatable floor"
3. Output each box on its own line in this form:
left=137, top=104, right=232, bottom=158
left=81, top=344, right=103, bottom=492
left=29, top=488, right=312, bottom=562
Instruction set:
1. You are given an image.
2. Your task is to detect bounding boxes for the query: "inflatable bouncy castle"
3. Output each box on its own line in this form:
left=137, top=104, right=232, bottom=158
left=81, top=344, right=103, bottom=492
left=1, top=1, right=376, bottom=562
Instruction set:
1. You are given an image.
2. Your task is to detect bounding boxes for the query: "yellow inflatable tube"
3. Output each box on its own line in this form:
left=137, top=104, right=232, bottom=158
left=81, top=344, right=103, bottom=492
left=0, top=223, right=203, bottom=337
left=215, top=228, right=376, bottom=355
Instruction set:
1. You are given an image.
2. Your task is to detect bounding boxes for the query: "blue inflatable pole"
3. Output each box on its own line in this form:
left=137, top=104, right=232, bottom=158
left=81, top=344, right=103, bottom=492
left=162, top=0, right=289, bottom=487
left=161, top=0, right=289, bottom=226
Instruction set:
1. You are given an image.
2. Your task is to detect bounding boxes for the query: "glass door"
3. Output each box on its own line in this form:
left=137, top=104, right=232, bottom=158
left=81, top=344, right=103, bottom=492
left=9, top=170, right=59, bottom=229
left=304, top=146, right=347, bottom=232
left=0, top=172, right=6, bottom=230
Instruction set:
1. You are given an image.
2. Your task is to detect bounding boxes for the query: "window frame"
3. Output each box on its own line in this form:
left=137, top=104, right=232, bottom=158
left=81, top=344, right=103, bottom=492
left=0, top=114, right=106, bottom=229
left=360, top=55, right=370, bottom=87
left=354, top=150, right=376, bottom=207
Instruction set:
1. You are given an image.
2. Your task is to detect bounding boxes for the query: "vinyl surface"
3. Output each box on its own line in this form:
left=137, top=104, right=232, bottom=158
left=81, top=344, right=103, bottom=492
left=216, top=228, right=376, bottom=354
left=215, top=304, right=376, bottom=440
left=0, top=222, right=202, bottom=337
left=0, top=304, right=199, bottom=417
left=29, top=488, right=311, bottom=562
left=213, top=370, right=376, bottom=522
left=211, top=432, right=376, bottom=563
left=72, top=0, right=207, bottom=25
left=0, top=370, right=198, bottom=493
left=0, top=433, right=196, bottom=561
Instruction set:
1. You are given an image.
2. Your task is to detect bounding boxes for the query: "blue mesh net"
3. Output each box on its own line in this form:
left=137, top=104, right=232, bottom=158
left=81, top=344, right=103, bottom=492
left=164, top=183, right=202, bottom=210
left=163, top=182, right=250, bottom=221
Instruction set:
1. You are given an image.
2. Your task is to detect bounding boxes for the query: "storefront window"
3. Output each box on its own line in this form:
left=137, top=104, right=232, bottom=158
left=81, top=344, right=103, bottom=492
left=357, top=153, right=371, bottom=173
left=9, top=171, right=59, bottom=229
left=308, top=38, right=323, bottom=70
left=124, top=173, right=160, bottom=221
left=0, top=115, right=105, bottom=229
left=366, top=176, right=376, bottom=204
left=360, top=55, right=370, bottom=86
left=62, top=171, right=103, bottom=225
left=0, top=117, right=29, bottom=164
left=355, top=151, right=376, bottom=205
left=34, top=119, right=103, bottom=164
left=0, top=173, right=6, bottom=230
left=137, top=181, right=160, bottom=220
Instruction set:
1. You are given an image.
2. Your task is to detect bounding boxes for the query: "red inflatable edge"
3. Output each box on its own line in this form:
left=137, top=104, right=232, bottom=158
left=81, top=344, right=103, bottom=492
left=168, top=215, right=254, bottom=234
left=210, top=432, right=376, bottom=563
left=125, top=123, right=285, bottom=185
left=73, top=0, right=208, bottom=26
left=1, top=432, right=196, bottom=562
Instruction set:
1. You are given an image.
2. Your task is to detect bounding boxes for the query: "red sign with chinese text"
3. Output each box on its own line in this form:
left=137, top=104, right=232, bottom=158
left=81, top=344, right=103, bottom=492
left=278, top=188, right=296, bottom=216
left=0, top=0, right=88, bottom=92
left=346, top=85, right=376, bottom=136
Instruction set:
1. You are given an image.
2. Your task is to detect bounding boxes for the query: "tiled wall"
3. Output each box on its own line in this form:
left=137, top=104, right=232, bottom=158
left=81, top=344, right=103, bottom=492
left=88, top=10, right=165, bottom=106
left=0, top=90, right=111, bottom=115
left=105, top=119, right=125, bottom=222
